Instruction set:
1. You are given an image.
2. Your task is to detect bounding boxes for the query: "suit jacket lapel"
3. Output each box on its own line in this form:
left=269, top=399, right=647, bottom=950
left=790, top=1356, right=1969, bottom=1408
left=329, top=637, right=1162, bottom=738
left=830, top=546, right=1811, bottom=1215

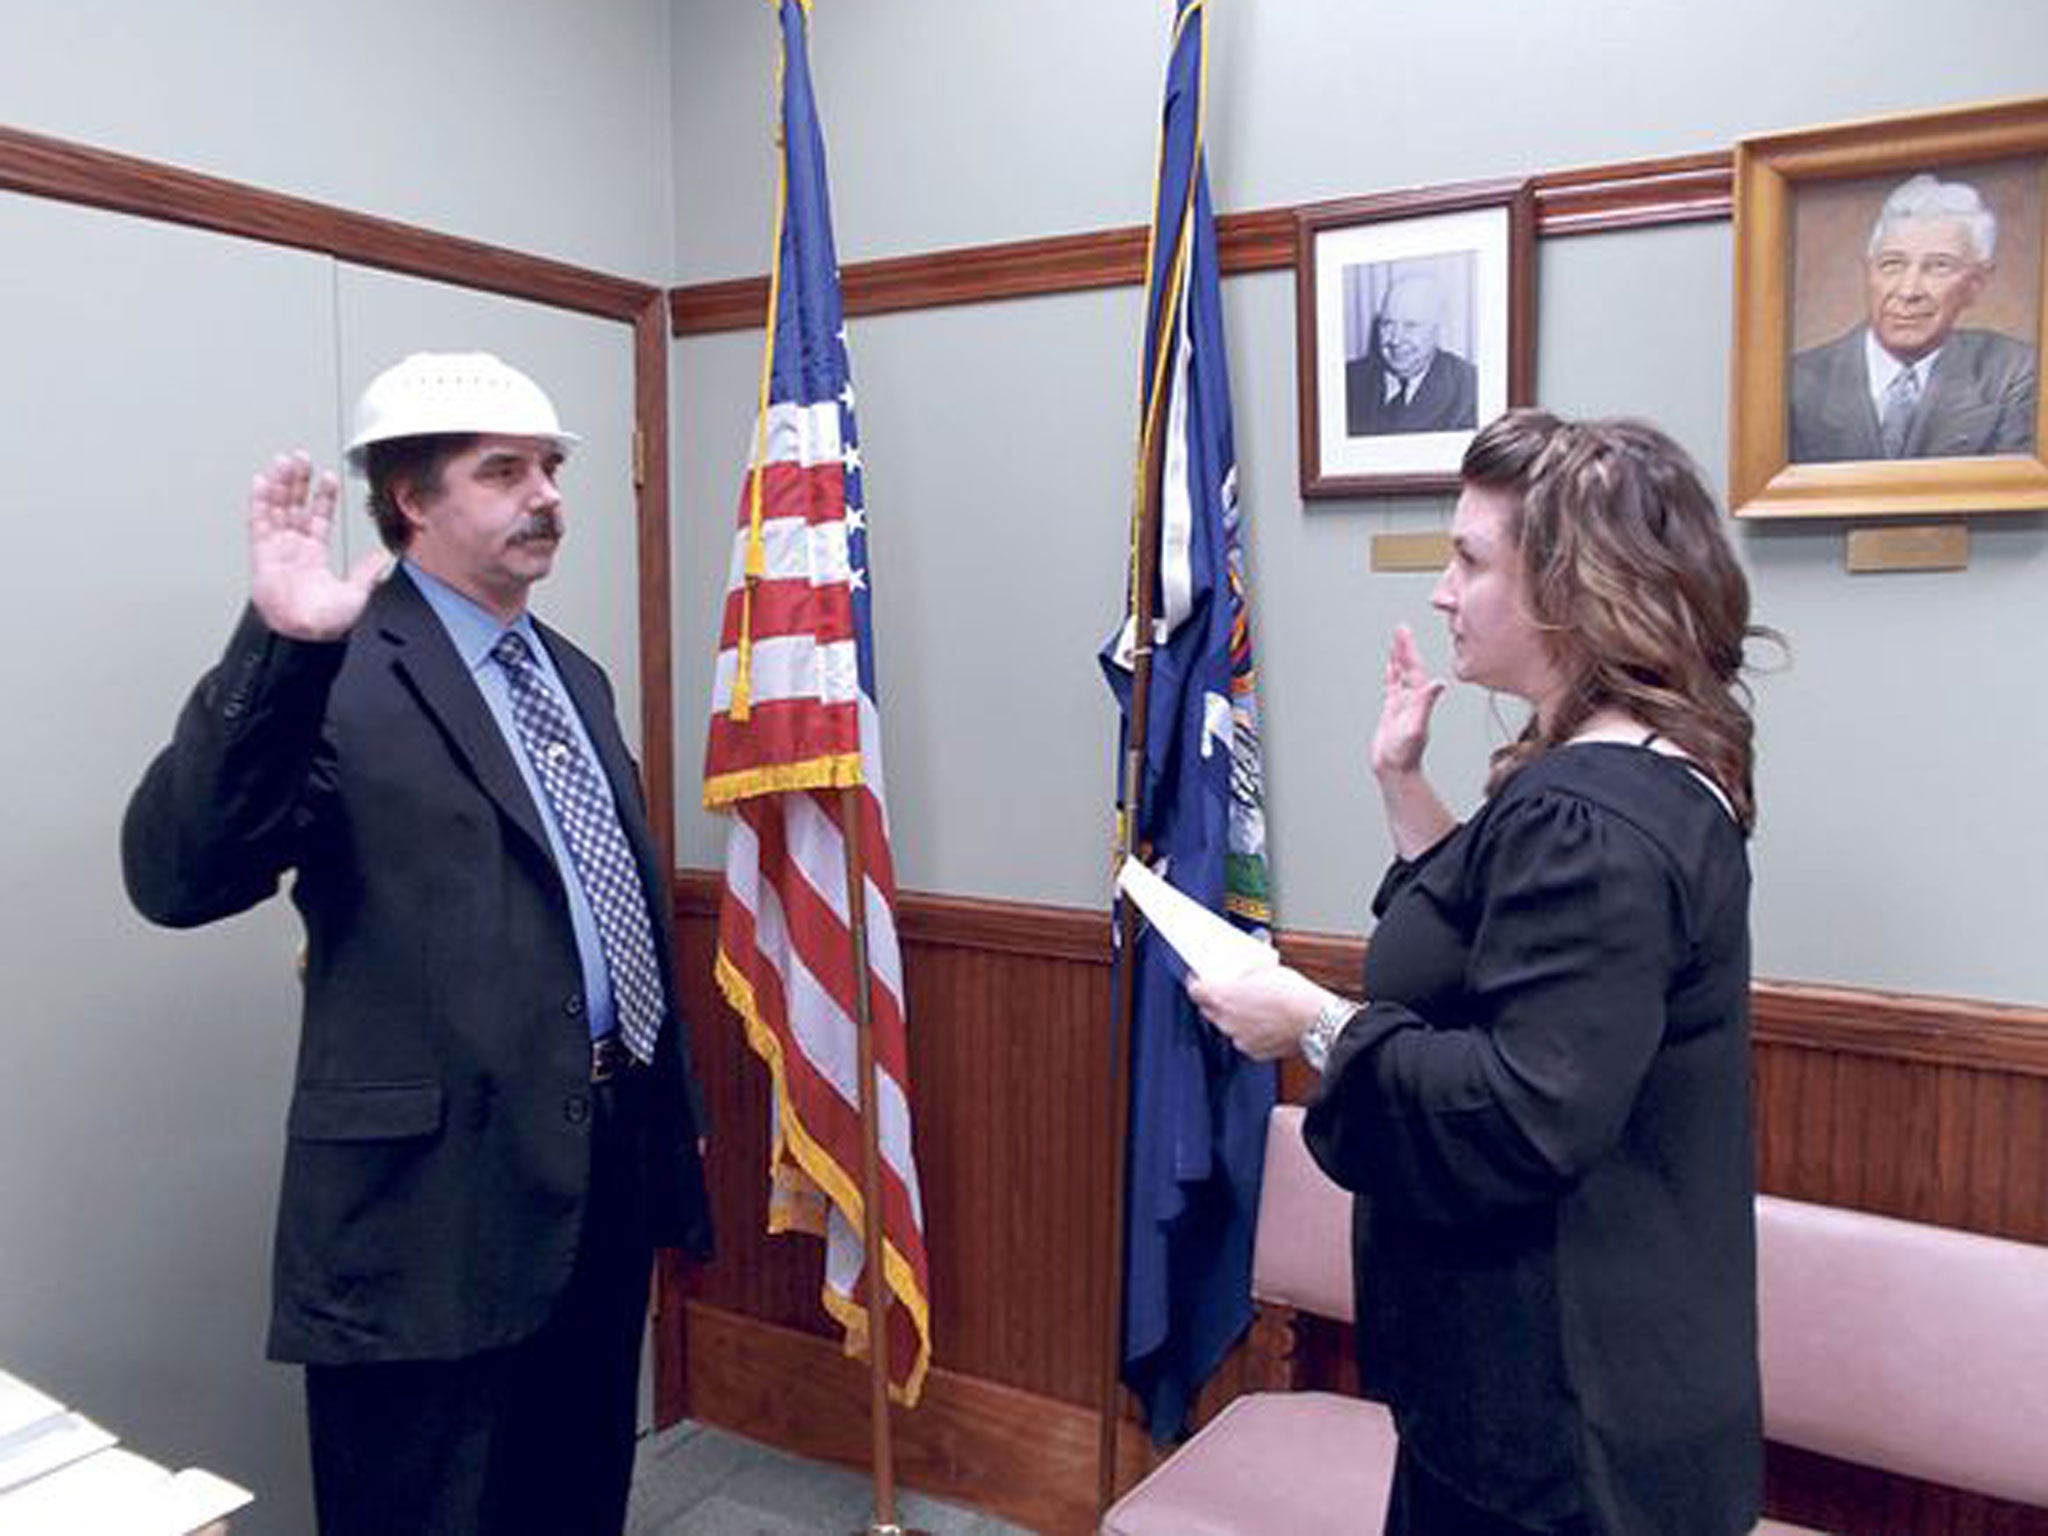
left=368, top=570, right=554, bottom=861
left=1824, top=334, right=1884, bottom=459
left=1912, top=333, right=1992, bottom=457
left=1416, top=355, right=1456, bottom=419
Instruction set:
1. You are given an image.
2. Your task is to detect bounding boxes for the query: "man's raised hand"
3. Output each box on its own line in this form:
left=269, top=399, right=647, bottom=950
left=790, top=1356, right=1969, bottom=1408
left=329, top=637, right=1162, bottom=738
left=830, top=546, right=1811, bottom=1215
left=248, top=451, right=390, bottom=641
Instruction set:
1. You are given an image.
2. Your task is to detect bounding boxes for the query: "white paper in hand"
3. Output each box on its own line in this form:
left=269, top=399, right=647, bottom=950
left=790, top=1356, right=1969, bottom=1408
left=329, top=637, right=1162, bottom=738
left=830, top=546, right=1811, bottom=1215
left=1116, top=857, right=1278, bottom=981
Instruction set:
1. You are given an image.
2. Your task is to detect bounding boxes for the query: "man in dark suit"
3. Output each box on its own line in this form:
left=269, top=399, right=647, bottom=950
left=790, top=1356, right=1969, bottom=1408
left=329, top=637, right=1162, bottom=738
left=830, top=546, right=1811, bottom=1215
left=1789, top=173, right=2038, bottom=462
left=123, top=352, right=711, bottom=1536
left=1346, top=271, right=1479, bottom=437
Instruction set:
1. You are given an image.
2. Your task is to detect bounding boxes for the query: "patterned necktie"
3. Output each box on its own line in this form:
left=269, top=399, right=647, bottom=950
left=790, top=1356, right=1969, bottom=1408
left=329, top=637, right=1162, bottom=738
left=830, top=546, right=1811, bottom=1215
left=491, top=631, right=663, bottom=1063
left=1880, top=366, right=1920, bottom=458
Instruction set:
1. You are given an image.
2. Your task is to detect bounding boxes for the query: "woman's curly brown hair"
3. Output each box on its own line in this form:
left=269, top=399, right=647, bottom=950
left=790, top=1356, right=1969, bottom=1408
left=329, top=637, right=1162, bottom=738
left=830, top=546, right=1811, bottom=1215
left=1462, top=409, right=1781, bottom=832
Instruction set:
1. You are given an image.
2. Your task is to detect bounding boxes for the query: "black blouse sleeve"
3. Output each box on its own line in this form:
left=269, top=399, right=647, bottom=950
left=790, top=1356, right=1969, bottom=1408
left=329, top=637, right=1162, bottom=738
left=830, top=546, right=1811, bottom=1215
left=1366, top=825, right=1459, bottom=919
left=1305, top=788, right=1685, bottom=1226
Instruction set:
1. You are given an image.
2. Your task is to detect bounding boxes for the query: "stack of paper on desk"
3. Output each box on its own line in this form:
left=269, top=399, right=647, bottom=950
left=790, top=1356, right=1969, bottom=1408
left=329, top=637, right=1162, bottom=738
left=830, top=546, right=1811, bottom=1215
left=0, top=1368, right=252, bottom=1535
left=0, top=1372, right=113, bottom=1497
left=0, top=1449, right=251, bottom=1535
left=1116, top=856, right=1279, bottom=980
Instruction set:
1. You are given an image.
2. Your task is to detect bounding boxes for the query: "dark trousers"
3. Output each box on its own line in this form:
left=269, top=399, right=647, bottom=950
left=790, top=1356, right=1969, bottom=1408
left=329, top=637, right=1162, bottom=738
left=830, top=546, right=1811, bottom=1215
left=305, top=1072, right=653, bottom=1536
left=1384, top=1443, right=1597, bottom=1536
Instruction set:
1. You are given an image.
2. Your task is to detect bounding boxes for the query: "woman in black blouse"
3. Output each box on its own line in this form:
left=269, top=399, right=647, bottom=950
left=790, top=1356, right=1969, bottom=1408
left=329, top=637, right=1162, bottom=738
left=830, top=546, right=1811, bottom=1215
left=1191, top=411, right=1775, bottom=1535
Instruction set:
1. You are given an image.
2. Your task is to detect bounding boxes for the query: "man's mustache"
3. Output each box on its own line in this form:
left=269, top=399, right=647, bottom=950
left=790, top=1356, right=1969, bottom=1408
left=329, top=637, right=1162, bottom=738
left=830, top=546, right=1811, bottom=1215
left=512, top=511, right=563, bottom=543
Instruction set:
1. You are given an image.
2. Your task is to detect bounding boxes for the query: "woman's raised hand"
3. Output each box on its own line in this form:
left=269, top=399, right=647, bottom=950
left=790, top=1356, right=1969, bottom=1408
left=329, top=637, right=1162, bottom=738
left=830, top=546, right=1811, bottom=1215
left=1370, top=623, right=1447, bottom=779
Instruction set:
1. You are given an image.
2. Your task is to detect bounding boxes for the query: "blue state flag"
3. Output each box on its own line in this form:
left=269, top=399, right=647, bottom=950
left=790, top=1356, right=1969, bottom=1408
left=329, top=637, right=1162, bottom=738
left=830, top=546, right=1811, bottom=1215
left=1100, top=0, right=1274, bottom=1445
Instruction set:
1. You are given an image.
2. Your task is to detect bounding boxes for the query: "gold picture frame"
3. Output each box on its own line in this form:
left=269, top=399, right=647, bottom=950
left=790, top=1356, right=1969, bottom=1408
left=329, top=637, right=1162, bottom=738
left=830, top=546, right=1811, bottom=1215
left=1730, top=97, right=2048, bottom=519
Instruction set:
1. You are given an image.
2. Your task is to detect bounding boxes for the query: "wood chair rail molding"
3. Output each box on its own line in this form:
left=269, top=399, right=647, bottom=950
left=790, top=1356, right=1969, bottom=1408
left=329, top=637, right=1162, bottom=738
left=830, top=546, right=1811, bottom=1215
left=670, top=149, right=1735, bottom=335
left=0, top=124, right=658, bottom=318
left=671, top=872, right=2048, bottom=1077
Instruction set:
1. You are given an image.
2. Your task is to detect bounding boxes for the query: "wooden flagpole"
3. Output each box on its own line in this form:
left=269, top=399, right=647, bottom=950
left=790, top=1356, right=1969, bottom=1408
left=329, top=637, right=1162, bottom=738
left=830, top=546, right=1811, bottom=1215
left=1095, top=404, right=1171, bottom=1516
left=838, top=786, right=924, bottom=1536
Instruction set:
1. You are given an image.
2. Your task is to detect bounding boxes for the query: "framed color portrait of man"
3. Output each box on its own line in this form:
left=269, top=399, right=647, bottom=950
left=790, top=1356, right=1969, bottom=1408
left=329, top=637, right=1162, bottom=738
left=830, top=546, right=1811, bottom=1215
left=1296, top=178, right=1534, bottom=498
left=1731, top=98, right=2048, bottom=519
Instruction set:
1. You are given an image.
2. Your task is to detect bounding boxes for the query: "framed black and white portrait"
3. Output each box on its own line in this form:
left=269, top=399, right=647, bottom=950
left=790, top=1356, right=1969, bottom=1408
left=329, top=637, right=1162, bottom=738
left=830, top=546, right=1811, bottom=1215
left=1296, top=178, right=1534, bottom=499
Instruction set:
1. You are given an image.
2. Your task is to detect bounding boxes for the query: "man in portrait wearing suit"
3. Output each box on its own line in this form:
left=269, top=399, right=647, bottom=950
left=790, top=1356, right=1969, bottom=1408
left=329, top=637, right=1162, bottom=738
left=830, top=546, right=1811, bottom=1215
left=1346, top=269, right=1479, bottom=436
left=1789, top=173, right=2038, bottom=462
left=123, top=352, right=711, bottom=1536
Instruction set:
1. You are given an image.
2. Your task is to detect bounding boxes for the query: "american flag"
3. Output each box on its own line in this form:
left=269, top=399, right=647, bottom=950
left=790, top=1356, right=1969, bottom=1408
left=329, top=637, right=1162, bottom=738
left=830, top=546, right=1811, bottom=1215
left=704, top=0, right=930, bottom=1407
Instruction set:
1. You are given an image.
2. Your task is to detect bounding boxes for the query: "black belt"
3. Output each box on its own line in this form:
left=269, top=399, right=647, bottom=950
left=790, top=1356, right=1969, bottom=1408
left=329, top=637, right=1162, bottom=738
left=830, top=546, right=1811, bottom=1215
left=590, top=1033, right=641, bottom=1083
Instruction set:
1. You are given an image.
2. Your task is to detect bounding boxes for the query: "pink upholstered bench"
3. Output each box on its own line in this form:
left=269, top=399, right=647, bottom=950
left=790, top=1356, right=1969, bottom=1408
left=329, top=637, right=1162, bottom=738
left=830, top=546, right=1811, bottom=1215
left=1104, top=1106, right=2048, bottom=1536
left=1752, top=1193, right=2048, bottom=1521
left=1100, top=1105, right=1390, bottom=1536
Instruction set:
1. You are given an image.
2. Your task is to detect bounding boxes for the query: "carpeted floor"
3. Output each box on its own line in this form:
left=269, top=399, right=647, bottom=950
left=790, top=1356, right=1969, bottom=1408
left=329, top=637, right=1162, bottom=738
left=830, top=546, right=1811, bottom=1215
left=627, top=1420, right=1037, bottom=1536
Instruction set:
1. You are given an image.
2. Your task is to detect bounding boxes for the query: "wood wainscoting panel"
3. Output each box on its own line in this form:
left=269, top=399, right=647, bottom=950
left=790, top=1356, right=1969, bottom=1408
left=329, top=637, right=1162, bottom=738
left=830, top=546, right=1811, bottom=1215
left=683, top=1301, right=1103, bottom=1535
left=670, top=872, right=837, bottom=1337
left=1764, top=1443, right=2048, bottom=1536
left=1752, top=982, right=2048, bottom=1242
left=897, top=911, right=1116, bottom=1398
left=663, top=875, right=2048, bottom=1533
left=670, top=875, right=1123, bottom=1402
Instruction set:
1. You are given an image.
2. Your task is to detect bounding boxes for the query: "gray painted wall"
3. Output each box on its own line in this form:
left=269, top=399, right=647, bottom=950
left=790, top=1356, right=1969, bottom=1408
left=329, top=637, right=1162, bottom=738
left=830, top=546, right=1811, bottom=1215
left=673, top=0, right=2048, bottom=281
left=0, top=0, right=677, bottom=278
left=1, top=199, right=337, bottom=1531
left=669, top=0, right=2048, bottom=1006
left=0, top=4, right=665, bottom=1529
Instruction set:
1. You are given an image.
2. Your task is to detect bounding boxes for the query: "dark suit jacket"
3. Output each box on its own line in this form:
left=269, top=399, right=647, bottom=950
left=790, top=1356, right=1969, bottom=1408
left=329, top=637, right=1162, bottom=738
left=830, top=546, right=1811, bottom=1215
left=1346, top=348, right=1478, bottom=436
left=123, top=570, right=710, bottom=1366
left=1788, top=326, right=2038, bottom=463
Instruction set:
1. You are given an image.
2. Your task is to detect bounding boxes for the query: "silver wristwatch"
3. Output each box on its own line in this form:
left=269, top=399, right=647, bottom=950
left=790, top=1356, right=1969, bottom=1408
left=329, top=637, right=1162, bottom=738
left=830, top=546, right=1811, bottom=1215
left=1302, top=995, right=1362, bottom=1074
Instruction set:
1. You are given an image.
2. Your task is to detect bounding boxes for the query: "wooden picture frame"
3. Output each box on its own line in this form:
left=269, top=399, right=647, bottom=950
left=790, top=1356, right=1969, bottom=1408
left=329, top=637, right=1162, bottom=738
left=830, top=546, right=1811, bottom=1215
left=1730, top=97, right=2048, bottom=519
left=1296, top=177, right=1534, bottom=499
